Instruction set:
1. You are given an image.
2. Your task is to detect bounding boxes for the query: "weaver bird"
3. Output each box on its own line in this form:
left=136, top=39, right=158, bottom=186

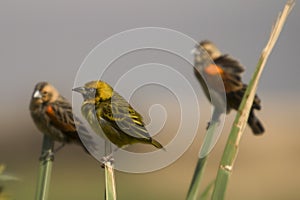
left=193, top=40, right=264, bottom=135
left=30, top=82, right=92, bottom=157
left=73, top=80, right=164, bottom=150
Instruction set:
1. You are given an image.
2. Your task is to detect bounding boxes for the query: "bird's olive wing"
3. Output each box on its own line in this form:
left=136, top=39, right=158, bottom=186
left=99, top=94, right=152, bottom=139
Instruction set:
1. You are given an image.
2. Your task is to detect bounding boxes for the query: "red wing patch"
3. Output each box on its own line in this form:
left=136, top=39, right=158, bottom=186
left=46, top=105, right=76, bottom=132
left=204, top=64, right=242, bottom=93
left=204, top=64, right=224, bottom=75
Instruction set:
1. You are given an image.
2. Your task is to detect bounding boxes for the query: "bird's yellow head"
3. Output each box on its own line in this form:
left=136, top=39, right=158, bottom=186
left=73, top=80, right=113, bottom=102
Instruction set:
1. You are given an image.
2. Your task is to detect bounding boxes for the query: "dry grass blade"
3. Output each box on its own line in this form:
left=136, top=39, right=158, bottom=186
left=212, top=1, right=295, bottom=200
left=186, top=120, right=219, bottom=200
left=104, top=141, right=117, bottom=200
left=105, top=161, right=117, bottom=200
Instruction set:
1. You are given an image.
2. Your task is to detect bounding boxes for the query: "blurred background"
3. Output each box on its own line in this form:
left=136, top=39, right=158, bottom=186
left=1, top=0, right=299, bottom=199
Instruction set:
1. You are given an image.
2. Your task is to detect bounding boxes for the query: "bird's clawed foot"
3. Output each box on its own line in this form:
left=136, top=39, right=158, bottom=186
left=100, top=153, right=115, bottom=168
left=53, top=143, right=65, bottom=153
left=39, top=150, right=54, bottom=162
left=206, top=119, right=221, bottom=130
left=206, top=121, right=211, bottom=130
left=100, top=154, right=115, bottom=168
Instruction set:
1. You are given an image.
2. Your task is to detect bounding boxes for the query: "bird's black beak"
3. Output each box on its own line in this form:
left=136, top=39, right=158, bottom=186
left=72, top=87, right=86, bottom=94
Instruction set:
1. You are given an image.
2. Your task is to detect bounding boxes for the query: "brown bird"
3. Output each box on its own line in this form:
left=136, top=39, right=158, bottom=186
left=194, top=40, right=264, bottom=135
left=30, top=82, right=93, bottom=157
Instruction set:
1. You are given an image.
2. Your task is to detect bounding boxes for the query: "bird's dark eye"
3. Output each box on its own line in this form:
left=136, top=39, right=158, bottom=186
left=86, top=88, right=96, bottom=96
left=82, top=88, right=96, bottom=99
left=40, top=91, right=48, bottom=97
left=87, top=88, right=95, bottom=93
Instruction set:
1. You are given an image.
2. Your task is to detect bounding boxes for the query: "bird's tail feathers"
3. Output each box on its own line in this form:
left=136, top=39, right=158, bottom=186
left=248, top=110, right=265, bottom=135
left=150, top=138, right=165, bottom=151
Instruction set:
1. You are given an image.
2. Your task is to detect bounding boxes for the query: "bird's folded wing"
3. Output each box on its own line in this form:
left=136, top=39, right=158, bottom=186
left=100, top=95, right=152, bottom=140
left=214, top=55, right=245, bottom=92
left=45, top=101, right=77, bottom=132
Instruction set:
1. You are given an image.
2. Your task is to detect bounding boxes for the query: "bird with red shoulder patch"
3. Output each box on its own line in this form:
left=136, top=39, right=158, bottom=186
left=193, top=40, right=264, bottom=135
left=30, top=82, right=93, bottom=158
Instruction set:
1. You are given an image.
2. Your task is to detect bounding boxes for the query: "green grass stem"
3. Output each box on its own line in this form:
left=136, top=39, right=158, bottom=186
left=104, top=141, right=117, bottom=200
left=35, top=135, right=54, bottom=200
left=187, top=120, right=220, bottom=199
left=212, top=1, right=295, bottom=199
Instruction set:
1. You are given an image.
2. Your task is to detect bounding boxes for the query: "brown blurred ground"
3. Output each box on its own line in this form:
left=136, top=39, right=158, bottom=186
left=1, top=94, right=300, bottom=200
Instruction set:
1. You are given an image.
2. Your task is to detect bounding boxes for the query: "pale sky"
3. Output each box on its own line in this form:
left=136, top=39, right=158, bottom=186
left=0, top=0, right=299, bottom=129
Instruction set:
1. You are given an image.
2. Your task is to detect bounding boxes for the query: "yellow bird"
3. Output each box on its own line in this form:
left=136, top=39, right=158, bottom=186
left=73, top=80, right=164, bottom=149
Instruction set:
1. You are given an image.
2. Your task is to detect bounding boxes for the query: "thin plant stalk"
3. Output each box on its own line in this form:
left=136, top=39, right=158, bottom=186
left=212, top=1, right=295, bottom=199
left=35, top=135, right=54, bottom=200
left=199, top=181, right=215, bottom=200
left=104, top=141, right=117, bottom=200
left=187, top=120, right=219, bottom=200
left=104, top=162, right=117, bottom=200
